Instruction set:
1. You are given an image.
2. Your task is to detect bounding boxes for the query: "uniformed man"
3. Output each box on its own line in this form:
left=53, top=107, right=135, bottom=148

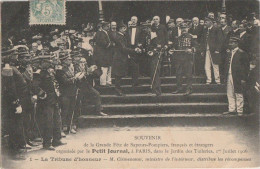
left=147, top=16, right=168, bottom=96
left=2, top=52, right=26, bottom=159
left=55, top=53, right=78, bottom=134
left=17, top=51, right=39, bottom=147
left=31, top=55, right=66, bottom=150
left=170, top=22, right=196, bottom=96
left=223, top=37, right=249, bottom=116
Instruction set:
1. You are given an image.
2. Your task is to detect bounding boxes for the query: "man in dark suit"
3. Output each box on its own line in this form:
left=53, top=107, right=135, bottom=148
left=94, top=21, right=113, bottom=87
left=238, top=22, right=251, bottom=54
left=189, top=17, right=204, bottom=75
left=127, top=16, right=143, bottom=87
left=201, top=17, right=222, bottom=84
left=113, top=23, right=141, bottom=96
left=147, top=16, right=168, bottom=96
left=223, top=37, right=249, bottom=116
left=219, top=19, right=231, bottom=83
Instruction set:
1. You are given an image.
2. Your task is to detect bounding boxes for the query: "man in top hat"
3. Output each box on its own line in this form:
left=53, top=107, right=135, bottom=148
left=94, top=21, right=113, bottom=87
left=201, top=17, right=222, bottom=84
left=31, top=55, right=66, bottom=150
left=223, top=37, right=249, bottom=116
left=55, top=53, right=80, bottom=134
left=170, top=22, right=196, bottom=95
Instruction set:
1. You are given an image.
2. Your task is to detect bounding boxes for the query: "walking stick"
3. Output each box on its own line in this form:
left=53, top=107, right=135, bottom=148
left=151, top=48, right=164, bottom=89
left=69, top=88, right=79, bottom=134
left=33, top=102, right=43, bottom=142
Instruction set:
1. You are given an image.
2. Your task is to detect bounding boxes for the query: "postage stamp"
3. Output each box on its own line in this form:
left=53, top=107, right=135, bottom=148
left=29, top=0, right=66, bottom=25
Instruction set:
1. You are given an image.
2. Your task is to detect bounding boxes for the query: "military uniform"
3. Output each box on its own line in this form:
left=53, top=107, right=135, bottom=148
left=32, top=57, right=63, bottom=150
left=172, top=23, right=196, bottom=95
left=55, top=54, right=77, bottom=133
left=2, top=64, right=26, bottom=155
left=73, top=57, right=104, bottom=118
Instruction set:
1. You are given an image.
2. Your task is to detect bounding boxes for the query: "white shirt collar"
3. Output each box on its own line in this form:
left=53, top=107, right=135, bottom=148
left=118, top=32, right=124, bottom=36
left=240, top=31, right=246, bottom=37
left=222, top=25, right=227, bottom=30
left=208, top=25, right=213, bottom=30
left=232, top=47, right=239, bottom=53
left=233, top=28, right=239, bottom=32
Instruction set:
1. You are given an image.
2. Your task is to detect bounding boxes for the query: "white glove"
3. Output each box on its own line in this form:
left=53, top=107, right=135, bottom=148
left=75, top=72, right=84, bottom=80
left=31, top=95, right=37, bottom=103
left=148, top=51, right=154, bottom=56
left=15, top=105, right=22, bottom=114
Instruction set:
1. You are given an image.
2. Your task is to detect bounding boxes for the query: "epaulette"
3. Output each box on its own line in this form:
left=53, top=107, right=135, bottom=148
left=2, top=65, right=13, bottom=77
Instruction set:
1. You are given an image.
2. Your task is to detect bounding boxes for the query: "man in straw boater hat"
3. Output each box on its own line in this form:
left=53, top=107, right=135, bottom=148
left=223, top=37, right=249, bottom=116
left=31, top=55, right=66, bottom=151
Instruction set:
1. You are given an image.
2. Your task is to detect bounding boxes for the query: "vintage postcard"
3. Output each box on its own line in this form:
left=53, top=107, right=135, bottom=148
left=1, top=0, right=259, bottom=168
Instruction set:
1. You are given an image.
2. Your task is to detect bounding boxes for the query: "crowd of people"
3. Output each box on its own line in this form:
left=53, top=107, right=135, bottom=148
left=1, top=11, right=259, bottom=160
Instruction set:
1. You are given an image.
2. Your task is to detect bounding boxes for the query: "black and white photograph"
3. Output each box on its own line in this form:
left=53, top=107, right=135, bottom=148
left=1, top=0, right=259, bottom=168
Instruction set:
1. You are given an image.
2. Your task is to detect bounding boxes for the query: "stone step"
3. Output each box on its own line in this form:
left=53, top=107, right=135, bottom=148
left=82, top=102, right=228, bottom=115
left=111, top=76, right=205, bottom=85
left=101, top=93, right=227, bottom=104
left=78, top=113, right=256, bottom=128
left=95, top=84, right=226, bottom=95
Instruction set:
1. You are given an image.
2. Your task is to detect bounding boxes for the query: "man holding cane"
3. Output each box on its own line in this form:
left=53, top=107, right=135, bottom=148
left=170, top=22, right=196, bottom=96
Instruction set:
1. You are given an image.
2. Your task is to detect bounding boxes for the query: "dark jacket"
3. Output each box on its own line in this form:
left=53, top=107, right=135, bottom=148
left=225, top=48, right=249, bottom=93
left=55, top=66, right=77, bottom=97
left=127, top=26, right=143, bottom=46
left=219, top=25, right=231, bottom=52
left=151, top=24, right=168, bottom=47
left=188, top=24, right=204, bottom=45
left=93, top=30, right=112, bottom=67
left=32, top=69, right=58, bottom=105
left=113, top=32, right=135, bottom=77
left=201, top=26, right=222, bottom=64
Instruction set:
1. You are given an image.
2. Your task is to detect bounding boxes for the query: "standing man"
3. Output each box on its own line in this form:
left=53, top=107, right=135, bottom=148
left=189, top=17, right=204, bottom=75
left=2, top=54, right=26, bottom=159
left=127, top=16, right=143, bottom=87
left=32, top=56, right=66, bottom=150
left=147, top=16, right=168, bottom=96
left=219, top=19, right=231, bottom=83
left=223, top=37, right=249, bottom=116
left=94, top=22, right=113, bottom=87
left=171, top=23, right=196, bottom=95
left=113, top=23, right=141, bottom=96
left=55, top=54, right=79, bottom=135
left=201, top=17, right=222, bottom=84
